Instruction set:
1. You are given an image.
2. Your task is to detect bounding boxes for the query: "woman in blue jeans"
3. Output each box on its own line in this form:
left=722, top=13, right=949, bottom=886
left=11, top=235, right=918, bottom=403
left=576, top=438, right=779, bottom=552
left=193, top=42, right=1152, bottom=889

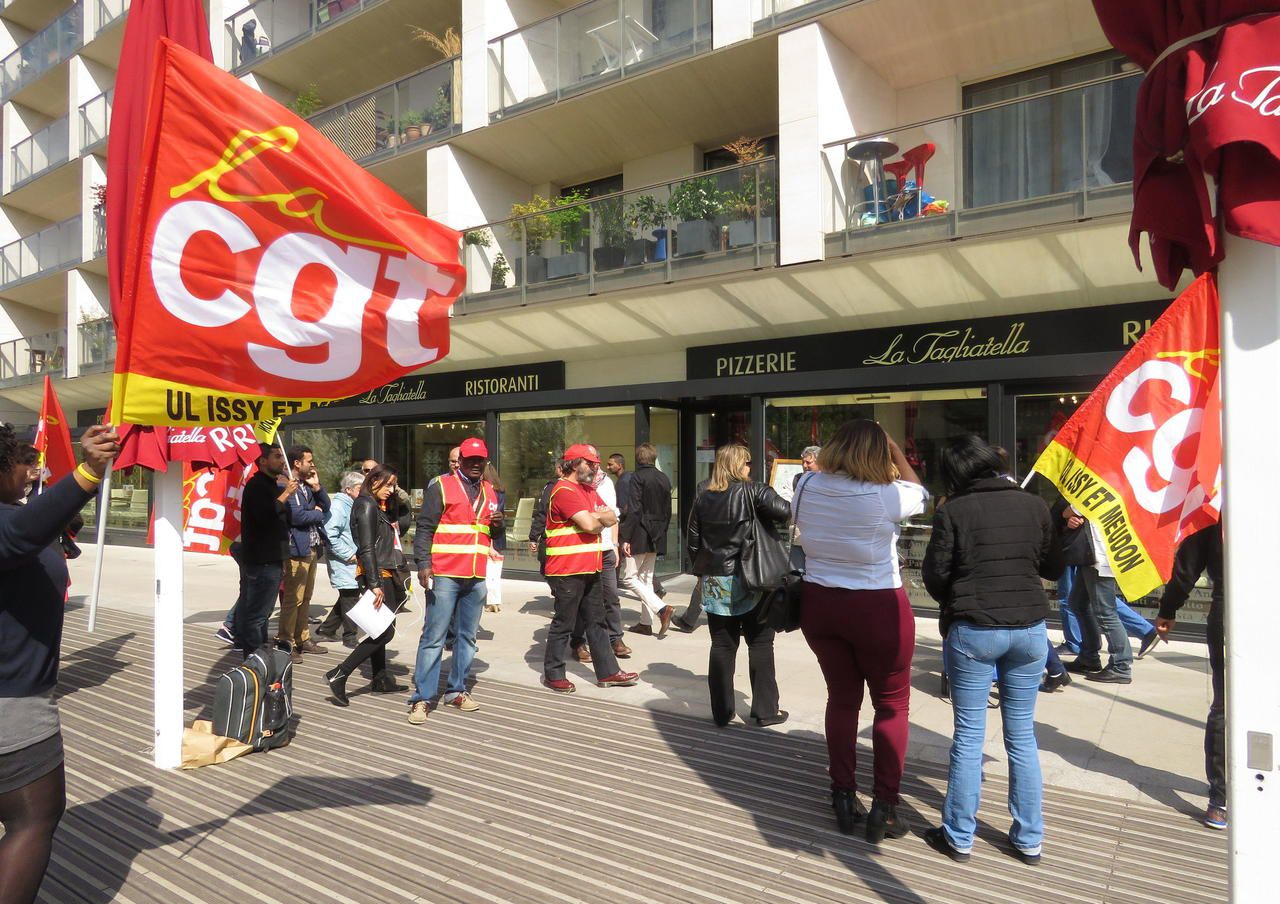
left=921, top=436, right=1064, bottom=865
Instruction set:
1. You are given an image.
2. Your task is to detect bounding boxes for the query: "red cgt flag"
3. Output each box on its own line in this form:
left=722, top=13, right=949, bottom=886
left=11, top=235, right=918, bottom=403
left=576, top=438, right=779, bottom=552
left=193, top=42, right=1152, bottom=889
left=113, top=39, right=464, bottom=427
left=1030, top=273, right=1222, bottom=601
left=34, top=376, right=77, bottom=486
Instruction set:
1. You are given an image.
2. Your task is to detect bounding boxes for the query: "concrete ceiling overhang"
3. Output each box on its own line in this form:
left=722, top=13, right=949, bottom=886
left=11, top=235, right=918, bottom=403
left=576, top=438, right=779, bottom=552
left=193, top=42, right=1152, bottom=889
left=0, top=0, right=75, bottom=33
left=0, top=266, right=70, bottom=314
left=0, top=371, right=109, bottom=414
left=3, top=157, right=81, bottom=220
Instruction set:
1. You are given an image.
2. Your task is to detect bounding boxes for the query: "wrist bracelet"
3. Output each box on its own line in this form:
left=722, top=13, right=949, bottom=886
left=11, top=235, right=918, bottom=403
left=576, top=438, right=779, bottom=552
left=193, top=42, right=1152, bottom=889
left=75, top=463, right=103, bottom=485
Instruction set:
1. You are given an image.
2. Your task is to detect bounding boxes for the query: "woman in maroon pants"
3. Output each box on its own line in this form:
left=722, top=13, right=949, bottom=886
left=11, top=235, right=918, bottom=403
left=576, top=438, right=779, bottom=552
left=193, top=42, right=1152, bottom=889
left=792, top=420, right=929, bottom=842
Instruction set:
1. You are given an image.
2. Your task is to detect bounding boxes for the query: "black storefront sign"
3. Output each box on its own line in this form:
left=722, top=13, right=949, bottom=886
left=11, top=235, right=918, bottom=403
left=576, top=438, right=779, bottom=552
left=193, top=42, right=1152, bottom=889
left=687, top=300, right=1170, bottom=380
left=328, top=360, right=566, bottom=408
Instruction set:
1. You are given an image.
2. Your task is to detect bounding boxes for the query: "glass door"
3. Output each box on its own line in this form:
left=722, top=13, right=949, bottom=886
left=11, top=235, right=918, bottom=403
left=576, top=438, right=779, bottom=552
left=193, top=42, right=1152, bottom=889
left=650, top=406, right=681, bottom=575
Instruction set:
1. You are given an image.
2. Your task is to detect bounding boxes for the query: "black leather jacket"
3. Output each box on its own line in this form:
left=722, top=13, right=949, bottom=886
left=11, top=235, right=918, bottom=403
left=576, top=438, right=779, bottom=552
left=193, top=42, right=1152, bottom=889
left=686, top=481, right=791, bottom=576
left=352, top=493, right=404, bottom=590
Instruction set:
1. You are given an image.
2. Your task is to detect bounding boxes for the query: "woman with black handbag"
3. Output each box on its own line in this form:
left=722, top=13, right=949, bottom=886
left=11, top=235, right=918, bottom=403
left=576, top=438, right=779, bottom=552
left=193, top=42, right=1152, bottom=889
left=793, top=419, right=929, bottom=842
left=686, top=444, right=791, bottom=728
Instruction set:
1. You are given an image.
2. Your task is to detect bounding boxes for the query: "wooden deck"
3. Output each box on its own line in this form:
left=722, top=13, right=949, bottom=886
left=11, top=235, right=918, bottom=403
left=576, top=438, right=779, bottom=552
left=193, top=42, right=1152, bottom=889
left=37, top=606, right=1227, bottom=904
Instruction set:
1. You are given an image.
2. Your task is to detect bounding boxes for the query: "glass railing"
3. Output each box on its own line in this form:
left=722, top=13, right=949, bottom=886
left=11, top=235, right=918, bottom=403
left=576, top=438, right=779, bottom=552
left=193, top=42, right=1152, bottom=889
left=0, top=329, right=67, bottom=388
left=92, top=208, right=106, bottom=257
left=79, top=89, right=112, bottom=149
left=0, top=216, right=83, bottom=289
left=78, top=317, right=115, bottom=373
left=308, top=57, right=459, bottom=165
left=1, top=3, right=83, bottom=100
left=822, top=72, right=1140, bottom=256
left=96, top=0, right=129, bottom=33
left=225, top=0, right=384, bottom=71
left=10, top=116, right=70, bottom=189
left=459, top=158, right=777, bottom=309
left=489, top=0, right=712, bottom=120
left=755, top=0, right=857, bottom=30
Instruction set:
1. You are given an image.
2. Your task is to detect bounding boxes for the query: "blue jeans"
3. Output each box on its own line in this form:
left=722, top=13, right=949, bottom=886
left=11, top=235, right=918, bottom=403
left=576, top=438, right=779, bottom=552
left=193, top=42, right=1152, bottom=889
left=409, top=576, right=486, bottom=704
left=1069, top=566, right=1132, bottom=674
left=942, top=621, right=1048, bottom=855
left=942, top=638, right=998, bottom=682
left=1057, top=566, right=1153, bottom=653
left=234, top=560, right=282, bottom=654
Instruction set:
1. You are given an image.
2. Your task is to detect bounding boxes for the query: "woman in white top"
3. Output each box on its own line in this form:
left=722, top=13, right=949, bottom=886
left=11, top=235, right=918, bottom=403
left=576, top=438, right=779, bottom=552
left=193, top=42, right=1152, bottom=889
left=793, top=419, right=929, bottom=843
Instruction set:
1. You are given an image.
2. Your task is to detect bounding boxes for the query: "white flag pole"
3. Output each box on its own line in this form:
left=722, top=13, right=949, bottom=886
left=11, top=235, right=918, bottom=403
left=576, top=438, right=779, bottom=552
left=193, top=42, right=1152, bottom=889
left=86, top=459, right=113, bottom=633
left=152, top=464, right=185, bottom=769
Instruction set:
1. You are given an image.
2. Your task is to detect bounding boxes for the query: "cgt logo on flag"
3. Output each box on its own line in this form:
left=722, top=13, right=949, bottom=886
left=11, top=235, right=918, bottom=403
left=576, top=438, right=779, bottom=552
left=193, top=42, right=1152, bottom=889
left=114, top=39, right=464, bottom=427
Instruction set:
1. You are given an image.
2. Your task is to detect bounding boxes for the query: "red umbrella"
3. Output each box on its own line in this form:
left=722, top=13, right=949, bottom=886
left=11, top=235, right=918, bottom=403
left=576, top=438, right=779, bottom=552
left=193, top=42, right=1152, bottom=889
left=115, top=422, right=263, bottom=472
left=1092, top=2, right=1280, bottom=288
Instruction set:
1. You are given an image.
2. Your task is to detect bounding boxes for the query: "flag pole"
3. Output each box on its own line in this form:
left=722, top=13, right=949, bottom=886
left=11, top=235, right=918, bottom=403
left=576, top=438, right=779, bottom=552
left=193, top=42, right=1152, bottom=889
left=87, top=459, right=113, bottom=633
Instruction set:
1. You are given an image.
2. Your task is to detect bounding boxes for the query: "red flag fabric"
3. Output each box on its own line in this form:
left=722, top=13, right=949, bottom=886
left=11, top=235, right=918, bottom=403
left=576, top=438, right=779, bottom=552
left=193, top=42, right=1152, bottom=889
left=182, top=461, right=253, bottom=555
left=33, top=377, right=76, bottom=485
left=1091, top=3, right=1280, bottom=289
left=1030, top=273, right=1222, bottom=600
left=112, top=40, right=463, bottom=427
left=116, top=424, right=265, bottom=472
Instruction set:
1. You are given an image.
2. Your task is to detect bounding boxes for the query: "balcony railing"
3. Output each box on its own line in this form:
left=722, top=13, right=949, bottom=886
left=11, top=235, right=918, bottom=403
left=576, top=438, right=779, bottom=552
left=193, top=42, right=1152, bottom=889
left=92, top=208, right=106, bottom=257
left=0, top=329, right=67, bottom=389
left=308, top=57, right=459, bottom=165
left=489, top=0, right=712, bottom=120
left=0, top=216, right=83, bottom=289
left=225, top=0, right=384, bottom=71
left=0, top=3, right=83, bottom=100
left=80, top=90, right=113, bottom=150
left=754, top=0, right=856, bottom=30
left=10, top=116, right=70, bottom=189
left=78, top=317, right=115, bottom=374
left=460, top=158, right=777, bottom=310
left=822, top=72, right=1140, bottom=257
left=96, top=0, right=129, bottom=33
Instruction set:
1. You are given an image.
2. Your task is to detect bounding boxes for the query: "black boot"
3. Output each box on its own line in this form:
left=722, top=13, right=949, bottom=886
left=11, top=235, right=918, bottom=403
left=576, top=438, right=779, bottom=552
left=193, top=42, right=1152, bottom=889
left=866, top=798, right=910, bottom=843
left=372, top=672, right=403, bottom=693
left=831, top=789, right=867, bottom=835
left=325, top=667, right=350, bottom=706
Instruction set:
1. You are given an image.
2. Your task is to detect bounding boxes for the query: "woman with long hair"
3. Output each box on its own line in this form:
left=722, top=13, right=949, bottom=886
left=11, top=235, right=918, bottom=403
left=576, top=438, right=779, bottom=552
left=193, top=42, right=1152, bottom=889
left=793, top=419, right=929, bottom=842
left=324, top=464, right=407, bottom=705
left=483, top=463, right=506, bottom=613
left=686, top=444, right=792, bottom=727
left=921, top=435, right=1063, bottom=865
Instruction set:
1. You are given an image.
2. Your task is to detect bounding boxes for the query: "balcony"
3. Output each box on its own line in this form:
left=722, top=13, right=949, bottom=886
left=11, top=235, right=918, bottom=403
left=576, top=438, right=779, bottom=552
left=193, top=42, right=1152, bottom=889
left=96, top=0, right=128, bottom=33
left=489, top=0, right=712, bottom=121
left=460, top=158, right=777, bottom=311
left=754, top=0, right=856, bottom=31
left=308, top=56, right=459, bottom=166
left=78, top=316, right=115, bottom=373
left=10, top=116, right=70, bottom=189
left=823, top=72, right=1140, bottom=258
left=0, top=2, right=83, bottom=100
left=79, top=89, right=112, bottom=150
left=0, top=329, right=66, bottom=388
left=0, top=215, right=82, bottom=289
left=225, top=0, right=385, bottom=71
left=92, top=208, right=106, bottom=257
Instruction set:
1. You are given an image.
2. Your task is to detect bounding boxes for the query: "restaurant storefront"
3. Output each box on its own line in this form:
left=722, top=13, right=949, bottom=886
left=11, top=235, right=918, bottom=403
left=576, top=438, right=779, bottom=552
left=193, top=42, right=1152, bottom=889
left=284, top=297, right=1211, bottom=624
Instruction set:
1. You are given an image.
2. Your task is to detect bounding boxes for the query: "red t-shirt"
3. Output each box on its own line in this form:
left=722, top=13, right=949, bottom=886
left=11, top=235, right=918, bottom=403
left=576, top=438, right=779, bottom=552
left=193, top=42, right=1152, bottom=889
left=548, top=479, right=601, bottom=525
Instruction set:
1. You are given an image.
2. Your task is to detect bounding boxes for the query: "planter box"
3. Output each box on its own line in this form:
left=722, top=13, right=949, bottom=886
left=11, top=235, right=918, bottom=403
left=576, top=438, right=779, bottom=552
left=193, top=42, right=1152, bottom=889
left=625, top=238, right=657, bottom=266
left=594, top=246, right=626, bottom=272
left=728, top=217, right=776, bottom=248
left=675, top=219, right=716, bottom=256
left=546, top=251, right=588, bottom=280
left=514, top=255, right=547, bottom=285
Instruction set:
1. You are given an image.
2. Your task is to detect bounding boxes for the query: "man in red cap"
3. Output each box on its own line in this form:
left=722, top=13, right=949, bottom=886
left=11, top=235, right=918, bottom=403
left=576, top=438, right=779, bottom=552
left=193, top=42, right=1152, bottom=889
left=407, top=437, right=503, bottom=724
left=542, top=443, right=639, bottom=693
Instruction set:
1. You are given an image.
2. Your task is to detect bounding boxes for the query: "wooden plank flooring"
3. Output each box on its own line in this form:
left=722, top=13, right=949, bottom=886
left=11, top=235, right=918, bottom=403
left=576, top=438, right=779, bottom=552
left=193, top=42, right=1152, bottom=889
left=31, top=607, right=1227, bottom=904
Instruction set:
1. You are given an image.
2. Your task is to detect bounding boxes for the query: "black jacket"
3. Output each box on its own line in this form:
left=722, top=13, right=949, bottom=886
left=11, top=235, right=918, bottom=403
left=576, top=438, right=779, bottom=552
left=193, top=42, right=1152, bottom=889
left=240, top=470, right=290, bottom=565
left=1159, top=523, right=1222, bottom=623
left=922, top=477, right=1065, bottom=636
left=353, top=493, right=404, bottom=590
left=1050, top=498, right=1094, bottom=566
left=686, top=481, right=791, bottom=576
left=621, top=464, right=672, bottom=555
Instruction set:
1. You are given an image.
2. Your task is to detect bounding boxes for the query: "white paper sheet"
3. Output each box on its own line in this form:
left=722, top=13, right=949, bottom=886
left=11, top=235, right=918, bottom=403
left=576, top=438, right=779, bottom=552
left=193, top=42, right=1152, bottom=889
left=346, top=588, right=397, bottom=640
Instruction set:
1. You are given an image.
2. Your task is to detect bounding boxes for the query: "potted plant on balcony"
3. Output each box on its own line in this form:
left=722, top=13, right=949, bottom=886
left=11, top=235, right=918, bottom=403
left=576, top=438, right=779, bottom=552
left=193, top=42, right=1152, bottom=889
left=288, top=83, right=323, bottom=117
left=427, top=85, right=453, bottom=134
left=401, top=111, right=425, bottom=142
left=544, top=189, right=590, bottom=280
left=668, top=176, right=720, bottom=255
left=490, top=252, right=511, bottom=291
left=592, top=195, right=628, bottom=272
left=626, top=194, right=668, bottom=263
left=507, top=196, right=557, bottom=285
left=722, top=179, right=777, bottom=248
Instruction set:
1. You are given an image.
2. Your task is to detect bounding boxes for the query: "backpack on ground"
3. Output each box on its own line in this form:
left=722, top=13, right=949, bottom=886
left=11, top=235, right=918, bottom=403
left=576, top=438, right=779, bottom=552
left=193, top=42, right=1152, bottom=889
left=211, top=647, right=294, bottom=751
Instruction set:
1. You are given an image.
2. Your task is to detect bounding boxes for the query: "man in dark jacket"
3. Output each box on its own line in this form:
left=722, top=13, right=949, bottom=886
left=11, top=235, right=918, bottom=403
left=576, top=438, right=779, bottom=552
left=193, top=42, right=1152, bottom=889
left=235, top=444, right=298, bottom=657
left=621, top=443, right=674, bottom=636
left=278, top=444, right=330, bottom=663
left=1157, top=523, right=1225, bottom=830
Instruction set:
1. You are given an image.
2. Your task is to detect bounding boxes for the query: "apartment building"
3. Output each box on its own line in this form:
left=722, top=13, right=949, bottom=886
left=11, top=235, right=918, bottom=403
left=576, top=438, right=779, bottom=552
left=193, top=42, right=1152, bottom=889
left=0, top=1, right=1184, bottom=601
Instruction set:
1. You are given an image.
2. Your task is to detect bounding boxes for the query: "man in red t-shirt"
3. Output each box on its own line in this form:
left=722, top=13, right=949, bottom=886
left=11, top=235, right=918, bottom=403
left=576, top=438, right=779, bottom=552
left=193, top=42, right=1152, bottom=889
left=541, top=444, right=639, bottom=693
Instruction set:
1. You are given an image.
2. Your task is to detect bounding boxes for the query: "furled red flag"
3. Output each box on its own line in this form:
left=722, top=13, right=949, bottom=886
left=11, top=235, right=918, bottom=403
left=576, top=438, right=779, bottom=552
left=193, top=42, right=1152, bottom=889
left=1030, top=272, right=1222, bottom=601
left=33, top=376, right=76, bottom=486
left=111, top=39, right=463, bottom=427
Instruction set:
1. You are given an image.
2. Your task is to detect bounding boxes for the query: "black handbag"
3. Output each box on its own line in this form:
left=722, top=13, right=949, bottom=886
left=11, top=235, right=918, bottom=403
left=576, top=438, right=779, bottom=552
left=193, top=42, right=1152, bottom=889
left=738, top=494, right=790, bottom=593
left=754, top=474, right=813, bottom=633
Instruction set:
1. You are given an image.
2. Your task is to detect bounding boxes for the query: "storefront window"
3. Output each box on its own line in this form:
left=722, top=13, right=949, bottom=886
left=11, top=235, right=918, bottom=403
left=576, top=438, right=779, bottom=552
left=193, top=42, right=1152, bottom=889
left=80, top=466, right=151, bottom=534
left=383, top=420, right=485, bottom=510
left=650, top=407, right=680, bottom=574
left=499, top=406, right=636, bottom=572
left=289, top=426, right=375, bottom=492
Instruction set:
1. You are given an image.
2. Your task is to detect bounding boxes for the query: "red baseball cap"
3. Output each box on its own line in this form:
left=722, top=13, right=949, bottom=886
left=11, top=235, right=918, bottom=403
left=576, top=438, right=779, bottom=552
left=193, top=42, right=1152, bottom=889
left=459, top=437, right=488, bottom=459
left=563, top=443, right=600, bottom=464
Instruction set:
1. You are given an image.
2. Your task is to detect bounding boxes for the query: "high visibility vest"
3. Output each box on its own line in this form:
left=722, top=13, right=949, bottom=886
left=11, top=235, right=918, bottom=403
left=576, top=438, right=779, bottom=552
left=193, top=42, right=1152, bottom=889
left=429, top=474, right=493, bottom=579
left=544, top=479, right=604, bottom=576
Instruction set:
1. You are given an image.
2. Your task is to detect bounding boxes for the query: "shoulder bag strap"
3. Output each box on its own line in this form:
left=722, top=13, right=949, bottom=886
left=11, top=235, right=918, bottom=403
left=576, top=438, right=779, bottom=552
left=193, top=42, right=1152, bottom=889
left=791, top=473, right=814, bottom=575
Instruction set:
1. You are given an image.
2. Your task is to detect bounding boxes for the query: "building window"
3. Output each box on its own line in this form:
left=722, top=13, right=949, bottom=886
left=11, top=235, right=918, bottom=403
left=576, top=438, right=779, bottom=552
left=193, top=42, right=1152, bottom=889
left=703, top=135, right=778, bottom=171
left=383, top=420, right=486, bottom=510
left=963, top=53, right=1139, bottom=208
left=289, top=426, right=375, bottom=492
left=560, top=174, right=624, bottom=199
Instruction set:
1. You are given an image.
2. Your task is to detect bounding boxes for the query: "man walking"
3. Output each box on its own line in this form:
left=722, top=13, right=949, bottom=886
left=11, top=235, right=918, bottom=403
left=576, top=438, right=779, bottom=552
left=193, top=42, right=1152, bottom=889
left=621, top=443, right=674, bottom=636
left=407, top=438, right=502, bottom=724
left=592, top=461, right=630, bottom=659
left=235, top=444, right=297, bottom=657
left=278, top=445, right=330, bottom=663
left=314, top=470, right=364, bottom=647
left=1063, top=508, right=1132, bottom=683
left=543, top=444, right=638, bottom=693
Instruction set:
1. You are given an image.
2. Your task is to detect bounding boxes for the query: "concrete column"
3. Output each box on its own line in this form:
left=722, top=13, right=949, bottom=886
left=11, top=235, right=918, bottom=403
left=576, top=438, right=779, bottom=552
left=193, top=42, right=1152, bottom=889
left=460, top=0, right=489, bottom=132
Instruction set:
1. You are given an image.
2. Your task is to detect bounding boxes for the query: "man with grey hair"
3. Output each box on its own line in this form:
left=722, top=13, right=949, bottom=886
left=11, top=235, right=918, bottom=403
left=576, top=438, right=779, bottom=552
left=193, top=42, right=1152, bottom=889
left=315, top=470, right=365, bottom=647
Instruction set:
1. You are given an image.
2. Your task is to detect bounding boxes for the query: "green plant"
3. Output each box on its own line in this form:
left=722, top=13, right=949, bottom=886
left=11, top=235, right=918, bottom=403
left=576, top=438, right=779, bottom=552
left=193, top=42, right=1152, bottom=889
left=720, top=176, right=777, bottom=221
left=401, top=110, right=424, bottom=129
left=508, top=196, right=558, bottom=255
left=668, top=177, right=720, bottom=222
left=288, top=83, right=323, bottom=116
left=508, top=191, right=589, bottom=255
left=594, top=195, right=627, bottom=248
left=549, top=189, right=590, bottom=252
left=626, top=194, right=668, bottom=233
left=464, top=229, right=491, bottom=247
left=490, top=252, right=511, bottom=288
left=428, top=86, right=452, bottom=131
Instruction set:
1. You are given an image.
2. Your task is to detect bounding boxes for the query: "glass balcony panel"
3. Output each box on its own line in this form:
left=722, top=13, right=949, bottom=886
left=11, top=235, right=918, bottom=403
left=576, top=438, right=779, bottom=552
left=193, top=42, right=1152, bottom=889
left=96, top=0, right=130, bottom=32
left=79, top=317, right=116, bottom=373
left=93, top=209, right=107, bottom=258
left=0, top=329, right=68, bottom=388
left=226, top=0, right=378, bottom=70
left=1, top=3, right=84, bottom=100
left=755, top=0, right=855, bottom=30
left=491, top=17, right=558, bottom=117
left=0, top=216, right=83, bottom=289
left=80, top=90, right=113, bottom=149
left=11, top=116, right=71, bottom=188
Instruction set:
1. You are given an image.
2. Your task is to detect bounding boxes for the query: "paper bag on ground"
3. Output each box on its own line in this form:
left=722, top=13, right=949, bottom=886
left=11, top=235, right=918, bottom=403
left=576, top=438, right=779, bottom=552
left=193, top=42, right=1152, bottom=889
left=181, top=719, right=253, bottom=769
